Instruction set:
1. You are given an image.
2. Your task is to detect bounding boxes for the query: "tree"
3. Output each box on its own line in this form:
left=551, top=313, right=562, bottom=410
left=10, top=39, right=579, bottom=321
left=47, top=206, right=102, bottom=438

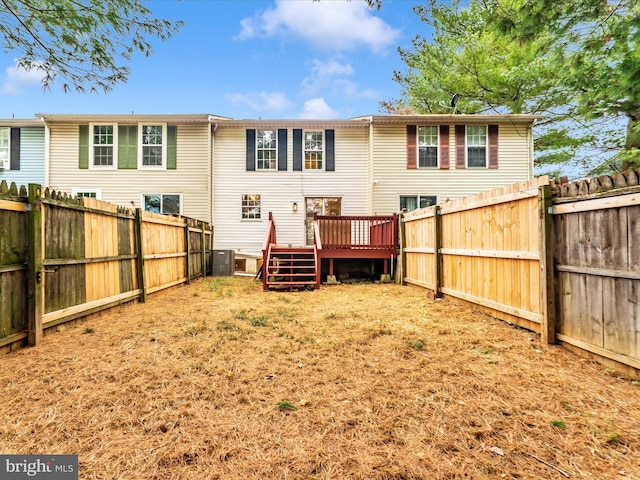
left=386, top=0, right=639, bottom=177
left=0, top=0, right=183, bottom=93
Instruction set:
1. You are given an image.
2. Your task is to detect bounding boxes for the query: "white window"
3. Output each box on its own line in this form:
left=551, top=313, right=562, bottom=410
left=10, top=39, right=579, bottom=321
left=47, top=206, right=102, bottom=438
left=418, top=126, right=438, bottom=168
left=467, top=125, right=487, bottom=168
left=241, top=194, right=261, bottom=220
left=142, top=193, right=181, bottom=215
left=304, top=131, right=323, bottom=170
left=90, top=124, right=117, bottom=168
left=139, top=124, right=166, bottom=168
left=400, top=195, right=438, bottom=212
left=0, top=127, right=9, bottom=169
left=72, top=188, right=102, bottom=200
left=256, top=130, right=277, bottom=170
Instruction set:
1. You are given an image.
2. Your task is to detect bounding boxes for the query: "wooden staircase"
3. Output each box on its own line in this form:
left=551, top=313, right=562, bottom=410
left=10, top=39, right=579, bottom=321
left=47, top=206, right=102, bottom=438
left=263, top=245, right=319, bottom=290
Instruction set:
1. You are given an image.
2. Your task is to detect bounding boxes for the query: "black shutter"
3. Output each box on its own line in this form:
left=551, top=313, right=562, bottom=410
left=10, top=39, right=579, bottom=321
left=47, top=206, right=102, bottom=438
left=277, top=128, right=287, bottom=171
left=246, top=129, right=256, bottom=171
left=293, top=128, right=302, bottom=171
left=10, top=128, right=20, bottom=170
left=325, top=129, right=335, bottom=172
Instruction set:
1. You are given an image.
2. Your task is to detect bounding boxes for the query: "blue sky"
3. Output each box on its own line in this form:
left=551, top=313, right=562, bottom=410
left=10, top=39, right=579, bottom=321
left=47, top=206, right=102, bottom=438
left=0, top=0, right=428, bottom=120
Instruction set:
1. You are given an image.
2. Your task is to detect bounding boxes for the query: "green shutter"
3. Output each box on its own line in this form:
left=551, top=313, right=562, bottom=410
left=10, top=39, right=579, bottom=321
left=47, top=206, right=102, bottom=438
left=167, top=125, right=177, bottom=170
left=79, top=125, right=89, bottom=169
left=118, top=125, right=138, bottom=169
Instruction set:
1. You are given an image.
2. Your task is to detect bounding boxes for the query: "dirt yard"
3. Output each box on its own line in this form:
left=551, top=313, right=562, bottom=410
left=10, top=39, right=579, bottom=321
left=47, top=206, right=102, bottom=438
left=0, top=277, right=638, bottom=479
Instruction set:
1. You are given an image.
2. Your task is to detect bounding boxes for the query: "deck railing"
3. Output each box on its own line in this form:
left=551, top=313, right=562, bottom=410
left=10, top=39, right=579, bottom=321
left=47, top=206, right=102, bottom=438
left=262, top=212, right=277, bottom=290
left=314, top=214, right=397, bottom=250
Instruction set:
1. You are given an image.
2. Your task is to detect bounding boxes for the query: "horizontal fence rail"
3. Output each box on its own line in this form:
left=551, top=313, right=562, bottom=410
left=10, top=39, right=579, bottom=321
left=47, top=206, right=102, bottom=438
left=0, top=181, right=213, bottom=353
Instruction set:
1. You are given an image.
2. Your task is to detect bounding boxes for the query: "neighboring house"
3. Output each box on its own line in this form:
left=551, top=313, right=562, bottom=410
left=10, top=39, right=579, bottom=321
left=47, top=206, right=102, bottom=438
left=210, top=114, right=539, bottom=273
left=366, top=114, right=539, bottom=214
left=0, top=119, right=46, bottom=188
left=38, top=114, right=225, bottom=223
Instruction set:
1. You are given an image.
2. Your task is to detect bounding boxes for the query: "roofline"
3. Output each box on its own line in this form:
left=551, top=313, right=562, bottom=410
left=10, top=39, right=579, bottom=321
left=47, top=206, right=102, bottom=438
left=0, top=118, right=45, bottom=127
left=213, top=118, right=372, bottom=129
left=35, top=114, right=229, bottom=124
left=359, top=114, right=542, bottom=125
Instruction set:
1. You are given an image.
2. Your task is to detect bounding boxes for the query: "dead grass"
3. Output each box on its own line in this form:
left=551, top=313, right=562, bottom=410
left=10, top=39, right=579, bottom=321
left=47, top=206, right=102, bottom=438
left=0, top=277, right=639, bottom=479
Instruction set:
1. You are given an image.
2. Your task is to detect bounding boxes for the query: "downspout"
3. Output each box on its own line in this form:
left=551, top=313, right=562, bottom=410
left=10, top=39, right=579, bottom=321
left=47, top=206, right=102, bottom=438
left=39, top=116, right=50, bottom=188
left=208, top=116, right=218, bottom=238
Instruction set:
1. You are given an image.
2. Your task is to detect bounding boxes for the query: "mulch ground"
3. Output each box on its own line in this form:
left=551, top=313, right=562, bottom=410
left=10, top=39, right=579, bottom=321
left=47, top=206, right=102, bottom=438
left=0, top=277, right=638, bottom=479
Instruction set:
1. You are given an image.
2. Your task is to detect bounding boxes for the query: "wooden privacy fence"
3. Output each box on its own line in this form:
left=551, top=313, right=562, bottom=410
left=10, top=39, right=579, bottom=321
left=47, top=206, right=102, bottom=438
left=400, top=172, right=640, bottom=377
left=0, top=182, right=213, bottom=352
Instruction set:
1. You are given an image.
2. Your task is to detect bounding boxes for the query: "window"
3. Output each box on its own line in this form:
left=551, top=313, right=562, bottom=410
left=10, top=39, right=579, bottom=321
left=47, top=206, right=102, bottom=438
left=0, top=127, right=9, bottom=169
left=467, top=125, right=487, bottom=168
left=72, top=188, right=102, bottom=200
left=90, top=124, right=116, bottom=168
left=400, top=195, right=438, bottom=212
left=143, top=194, right=181, bottom=215
left=257, top=129, right=277, bottom=170
left=139, top=124, right=166, bottom=168
left=304, top=131, right=323, bottom=170
left=418, top=126, right=438, bottom=167
left=241, top=194, right=261, bottom=220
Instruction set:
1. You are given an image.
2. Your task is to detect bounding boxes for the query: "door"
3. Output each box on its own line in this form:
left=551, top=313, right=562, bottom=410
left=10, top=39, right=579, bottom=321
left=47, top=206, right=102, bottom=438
left=305, top=197, right=341, bottom=245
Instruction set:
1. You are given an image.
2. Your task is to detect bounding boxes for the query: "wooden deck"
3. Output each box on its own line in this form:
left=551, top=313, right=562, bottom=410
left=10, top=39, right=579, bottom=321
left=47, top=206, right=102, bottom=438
left=262, top=213, right=397, bottom=289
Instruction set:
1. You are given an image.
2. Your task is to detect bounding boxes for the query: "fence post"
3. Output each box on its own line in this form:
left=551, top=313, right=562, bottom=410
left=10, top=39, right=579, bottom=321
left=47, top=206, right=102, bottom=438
left=200, top=221, right=207, bottom=278
left=134, top=208, right=147, bottom=303
left=434, top=205, right=443, bottom=298
left=27, top=184, right=43, bottom=346
left=539, top=184, right=556, bottom=344
left=397, top=212, right=406, bottom=284
left=185, top=218, right=191, bottom=284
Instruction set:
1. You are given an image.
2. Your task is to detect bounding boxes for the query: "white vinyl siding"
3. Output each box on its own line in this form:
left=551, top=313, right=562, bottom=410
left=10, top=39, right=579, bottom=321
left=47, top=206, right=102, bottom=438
left=371, top=123, right=533, bottom=215
left=213, top=126, right=370, bottom=253
left=0, top=127, right=46, bottom=186
left=0, top=128, right=9, bottom=169
left=48, top=123, right=212, bottom=222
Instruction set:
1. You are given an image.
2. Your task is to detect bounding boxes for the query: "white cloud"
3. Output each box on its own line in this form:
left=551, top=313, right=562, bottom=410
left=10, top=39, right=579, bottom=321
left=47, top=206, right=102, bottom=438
left=226, top=91, right=294, bottom=112
left=0, top=59, right=45, bottom=95
left=299, top=98, right=337, bottom=119
left=301, top=58, right=354, bottom=95
left=236, top=0, right=400, bottom=54
left=301, top=58, right=379, bottom=100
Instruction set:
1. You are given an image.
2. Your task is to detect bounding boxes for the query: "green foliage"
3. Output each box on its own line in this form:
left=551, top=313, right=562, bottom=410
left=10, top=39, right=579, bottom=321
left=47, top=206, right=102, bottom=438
left=387, top=0, right=640, bottom=176
left=277, top=401, right=298, bottom=412
left=83, top=327, right=94, bottom=334
left=550, top=420, right=567, bottom=429
left=408, top=339, right=426, bottom=351
left=0, top=0, right=183, bottom=92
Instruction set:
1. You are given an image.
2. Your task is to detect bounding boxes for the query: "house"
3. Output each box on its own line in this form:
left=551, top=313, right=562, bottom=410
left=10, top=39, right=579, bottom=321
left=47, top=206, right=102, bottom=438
left=33, top=112, right=539, bottom=284
left=0, top=118, right=46, bottom=187
left=210, top=117, right=374, bottom=275
left=366, top=114, right=538, bottom=214
left=210, top=114, right=539, bottom=280
left=38, top=114, right=226, bottom=223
